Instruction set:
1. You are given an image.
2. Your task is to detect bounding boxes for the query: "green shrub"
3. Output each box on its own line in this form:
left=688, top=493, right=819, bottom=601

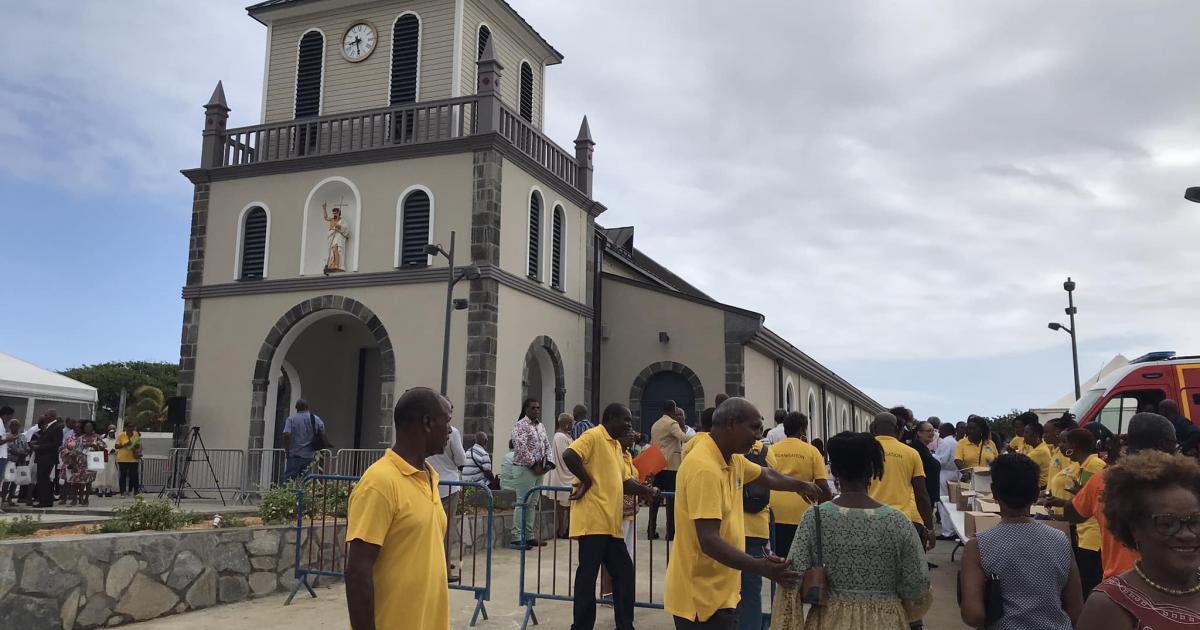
left=218, top=516, right=248, bottom=528
left=259, top=484, right=299, bottom=525
left=0, top=515, right=43, bottom=539
left=92, top=520, right=131, bottom=534
left=258, top=478, right=353, bottom=525
left=101, top=498, right=191, bottom=532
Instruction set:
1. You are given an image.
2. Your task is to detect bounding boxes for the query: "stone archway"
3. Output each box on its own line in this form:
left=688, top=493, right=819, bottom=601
left=521, top=335, right=566, bottom=424
left=249, top=295, right=395, bottom=450
left=629, top=361, right=705, bottom=430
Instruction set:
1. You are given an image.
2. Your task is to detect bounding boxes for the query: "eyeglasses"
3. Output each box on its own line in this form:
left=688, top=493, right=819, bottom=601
left=1151, top=513, right=1200, bottom=537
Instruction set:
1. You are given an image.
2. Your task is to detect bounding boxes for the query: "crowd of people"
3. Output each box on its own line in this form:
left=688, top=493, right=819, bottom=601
left=342, top=390, right=1200, bottom=630
left=0, top=406, right=144, bottom=511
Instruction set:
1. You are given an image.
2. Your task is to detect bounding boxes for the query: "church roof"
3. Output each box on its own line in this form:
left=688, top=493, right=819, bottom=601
left=245, top=0, right=564, bottom=62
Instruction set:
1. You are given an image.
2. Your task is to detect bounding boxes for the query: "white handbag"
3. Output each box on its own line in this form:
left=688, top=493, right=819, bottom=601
left=15, top=465, right=31, bottom=485
left=2, top=462, right=14, bottom=482
left=87, top=451, right=106, bottom=472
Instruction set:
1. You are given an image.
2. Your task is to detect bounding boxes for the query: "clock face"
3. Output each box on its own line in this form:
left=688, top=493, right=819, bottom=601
left=342, top=22, right=377, bottom=62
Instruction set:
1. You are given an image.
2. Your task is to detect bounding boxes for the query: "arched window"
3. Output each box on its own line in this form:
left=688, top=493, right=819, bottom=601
left=390, top=14, right=421, bottom=105
left=527, top=190, right=543, bottom=279
left=807, top=391, right=818, bottom=437
left=238, top=206, right=269, bottom=280
left=826, top=400, right=836, bottom=432
left=519, top=61, right=534, bottom=122
left=398, top=189, right=431, bottom=268
left=294, top=30, right=324, bottom=118
left=785, top=382, right=795, bottom=412
left=477, top=25, right=491, bottom=60
left=550, top=205, right=564, bottom=290
left=841, top=407, right=850, bottom=431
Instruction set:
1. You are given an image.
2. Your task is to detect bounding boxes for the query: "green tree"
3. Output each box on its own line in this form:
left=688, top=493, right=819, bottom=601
left=129, top=385, right=167, bottom=431
left=990, top=409, right=1026, bottom=446
left=59, top=361, right=178, bottom=424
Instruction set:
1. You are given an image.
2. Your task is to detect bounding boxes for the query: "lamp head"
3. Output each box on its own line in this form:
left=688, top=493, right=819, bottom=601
left=1063, top=277, right=1076, bottom=292
left=1185, top=187, right=1200, bottom=203
left=423, top=244, right=442, bottom=257
left=463, top=265, right=481, bottom=280
left=1048, top=322, right=1062, bottom=331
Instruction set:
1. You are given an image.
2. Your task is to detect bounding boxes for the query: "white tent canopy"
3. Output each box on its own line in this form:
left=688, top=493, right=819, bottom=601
left=1033, top=354, right=1130, bottom=420
left=0, top=352, right=98, bottom=423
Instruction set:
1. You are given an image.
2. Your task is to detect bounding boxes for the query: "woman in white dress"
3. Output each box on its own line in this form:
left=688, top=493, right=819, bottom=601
left=546, top=413, right=577, bottom=538
left=94, top=424, right=119, bottom=497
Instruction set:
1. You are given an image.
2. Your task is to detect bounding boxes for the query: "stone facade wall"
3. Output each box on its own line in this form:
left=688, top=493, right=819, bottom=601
left=0, top=525, right=315, bottom=629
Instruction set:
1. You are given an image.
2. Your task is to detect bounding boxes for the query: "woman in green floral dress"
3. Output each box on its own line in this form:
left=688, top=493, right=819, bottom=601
left=772, top=432, right=932, bottom=629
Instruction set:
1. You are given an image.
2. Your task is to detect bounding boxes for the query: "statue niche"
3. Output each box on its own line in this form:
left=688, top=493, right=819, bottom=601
left=322, top=202, right=351, bottom=274
left=301, top=178, right=360, bottom=276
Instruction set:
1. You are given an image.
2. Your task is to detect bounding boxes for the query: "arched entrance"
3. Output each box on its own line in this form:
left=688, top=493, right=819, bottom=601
left=521, top=336, right=565, bottom=434
left=629, top=362, right=705, bottom=433
left=251, top=295, right=395, bottom=453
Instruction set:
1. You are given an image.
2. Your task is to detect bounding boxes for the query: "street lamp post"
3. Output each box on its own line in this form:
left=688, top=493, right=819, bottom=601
left=424, top=231, right=480, bottom=395
left=1047, top=277, right=1081, bottom=400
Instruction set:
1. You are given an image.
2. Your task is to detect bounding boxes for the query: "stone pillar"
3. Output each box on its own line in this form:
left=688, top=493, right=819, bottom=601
left=465, top=149, right=503, bottom=450
left=574, top=116, right=595, bottom=198
left=176, top=181, right=211, bottom=437
left=201, top=82, right=230, bottom=169
left=723, top=311, right=762, bottom=398
left=475, top=39, right=504, bottom=135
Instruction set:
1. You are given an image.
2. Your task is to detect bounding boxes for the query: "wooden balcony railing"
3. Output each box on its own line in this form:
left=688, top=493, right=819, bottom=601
left=208, top=94, right=587, bottom=197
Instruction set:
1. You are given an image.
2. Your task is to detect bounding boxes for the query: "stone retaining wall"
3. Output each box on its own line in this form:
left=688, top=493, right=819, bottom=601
left=0, top=525, right=313, bottom=629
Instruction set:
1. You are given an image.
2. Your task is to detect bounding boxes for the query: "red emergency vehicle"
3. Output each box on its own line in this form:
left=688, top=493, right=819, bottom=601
left=1069, top=352, right=1200, bottom=434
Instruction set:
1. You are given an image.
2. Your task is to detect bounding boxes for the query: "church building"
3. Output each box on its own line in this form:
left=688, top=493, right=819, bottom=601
left=177, top=0, right=882, bottom=466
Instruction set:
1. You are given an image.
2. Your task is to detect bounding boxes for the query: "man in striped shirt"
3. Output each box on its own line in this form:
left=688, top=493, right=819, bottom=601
left=571, top=404, right=594, bottom=440
left=462, top=432, right=492, bottom=484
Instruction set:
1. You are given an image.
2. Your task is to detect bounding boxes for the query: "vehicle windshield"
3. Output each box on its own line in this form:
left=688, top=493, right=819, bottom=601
left=1069, top=388, right=1106, bottom=422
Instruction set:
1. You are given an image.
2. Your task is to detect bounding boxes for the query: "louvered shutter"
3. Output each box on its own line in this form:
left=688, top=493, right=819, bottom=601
left=477, top=25, right=491, bottom=60
left=294, top=32, right=324, bottom=118
left=390, top=15, right=420, bottom=105
left=400, top=191, right=431, bottom=267
left=240, top=207, right=268, bottom=280
left=550, top=207, right=563, bottom=289
left=527, top=193, right=541, bottom=278
left=519, top=62, right=534, bottom=122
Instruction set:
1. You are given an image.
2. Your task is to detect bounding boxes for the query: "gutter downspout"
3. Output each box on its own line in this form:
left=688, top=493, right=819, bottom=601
left=776, top=360, right=784, bottom=411
left=590, top=230, right=603, bottom=423
left=821, top=384, right=829, bottom=440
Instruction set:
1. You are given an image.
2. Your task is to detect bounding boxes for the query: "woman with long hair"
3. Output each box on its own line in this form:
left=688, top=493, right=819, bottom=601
left=772, top=431, right=930, bottom=629
left=1076, top=450, right=1200, bottom=629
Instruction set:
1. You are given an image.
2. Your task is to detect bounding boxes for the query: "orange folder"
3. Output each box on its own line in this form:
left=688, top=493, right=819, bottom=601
left=633, top=444, right=668, bottom=482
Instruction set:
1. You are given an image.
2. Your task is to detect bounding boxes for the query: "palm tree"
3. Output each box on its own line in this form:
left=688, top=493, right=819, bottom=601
left=129, top=385, right=166, bottom=431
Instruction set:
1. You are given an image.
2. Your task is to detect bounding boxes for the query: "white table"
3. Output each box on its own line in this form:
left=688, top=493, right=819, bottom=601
left=941, top=495, right=969, bottom=561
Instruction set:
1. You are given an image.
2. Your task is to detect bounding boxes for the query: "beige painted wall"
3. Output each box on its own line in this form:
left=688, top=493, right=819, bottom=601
left=743, top=346, right=777, bottom=425
left=598, top=280, right=726, bottom=423
left=461, top=0, right=546, bottom=128
left=499, top=161, right=589, bottom=304
left=263, top=0, right=457, bottom=123
left=492, top=285, right=586, bottom=460
left=205, top=153, right=473, bottom=284
left=602, top=255, right=643, bottom=281
left=189, top=283, right=467, bottom=450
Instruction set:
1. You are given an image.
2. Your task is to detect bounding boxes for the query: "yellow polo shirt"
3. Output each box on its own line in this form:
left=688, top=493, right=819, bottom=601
left=569, top=426, right=635, bottom=538
left=1026, top=442, right=1052, bottom=488
left=346, top=449, right=449, bottom=630
left=768, top=437, right=828, bottom=526
left=115, top=431, right=140, bottom=464
left=681, top=434, right=702, bottom=459
left=868, top=435, right=924, bottom=524
left=1050, top=454, right=1107, bottom=551
left=955, top=439, right=999, bottom=467
left=1048, top=446, right=1065, bottom=481
left=1008, top=436, right=1025, bottom=453
left=665, top=433, right=763, bottom=622
left=744, top=441, right=779, bottom=540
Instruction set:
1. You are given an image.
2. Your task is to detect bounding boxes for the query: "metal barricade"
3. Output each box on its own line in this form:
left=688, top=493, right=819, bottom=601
left=286, top=474, right=495, bottom=627
left=332, top=448, right=386, bottom=476
left=163, top=447, right=244, bottom=499
left=238, top=448, right=287, bottom=503
left=138, top=455, right=172, bottom=492
left=516, top=485, right=777, bottom=629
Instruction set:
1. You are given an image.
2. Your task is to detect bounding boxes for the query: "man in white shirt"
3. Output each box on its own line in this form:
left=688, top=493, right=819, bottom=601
left=932, top=423, right=959, bottom=539
left=428, top=424, right=466, bottom=578
left=764, top=409, right=787, bottom=445
left=461, top=432, right=493, bottom=485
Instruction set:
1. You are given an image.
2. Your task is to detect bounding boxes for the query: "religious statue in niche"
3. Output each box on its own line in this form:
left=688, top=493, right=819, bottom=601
left=322, top=202, right=352, bottom=275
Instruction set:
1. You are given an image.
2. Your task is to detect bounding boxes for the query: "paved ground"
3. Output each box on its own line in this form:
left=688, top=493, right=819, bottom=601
left=126, top=539, right=970, bottom=629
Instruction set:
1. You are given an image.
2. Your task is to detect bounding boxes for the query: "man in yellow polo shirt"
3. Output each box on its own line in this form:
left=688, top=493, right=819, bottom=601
left=666, top=397, right=821, bottom=629
left=345, top=387, right=453, bottom=630
left=868, top=412, right=936, bottom=549
left=1022, top=421, right=1052, bottom=489
left=767, top=411, right=831, bottom=558
left=560, top=402, right=659, bottom=630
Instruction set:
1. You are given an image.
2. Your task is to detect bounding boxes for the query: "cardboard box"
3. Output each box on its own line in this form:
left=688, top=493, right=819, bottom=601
left=971, top=467, right=992, bottom=494
left=957, top=490, right=976, bottom=512
left=1036, top=517, right=1073, bottom=537
left=975, top=498, right=1001, bottom=514
left=947, top=481, right=963, bottom=502
left=966, top=512, right=1002, bottom=537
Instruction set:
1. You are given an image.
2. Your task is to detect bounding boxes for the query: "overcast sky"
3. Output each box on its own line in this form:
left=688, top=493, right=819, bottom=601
left=2, top=1, right=1198, bottom=421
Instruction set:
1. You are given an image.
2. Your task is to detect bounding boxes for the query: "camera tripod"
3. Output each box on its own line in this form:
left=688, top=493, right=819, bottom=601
left=159, top=426, right=227, bottom=507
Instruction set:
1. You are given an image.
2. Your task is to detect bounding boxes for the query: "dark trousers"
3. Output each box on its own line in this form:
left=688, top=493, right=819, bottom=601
left=572, top=535, right=635, bottom=630
left=674, top=609, right=737, bottom=629
left=774, top=523, right=798, bottom=559
left=648, top=470, right=677, bottom=539
left=1076, top=547, right=1103, bottom=597
left=118, top=462, right=140, bottom=494
left=35, top=457, right=55, bottom=506
left=737, top=537, right=768, bottom=629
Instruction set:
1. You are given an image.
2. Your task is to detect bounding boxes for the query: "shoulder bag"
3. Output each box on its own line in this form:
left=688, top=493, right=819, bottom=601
left=742, top=443, right=772, bottom=513
left=957, top=548, right=1004, bottom=623
left=801, top=503, right=829, bottom=606
left=307, top=412, right=328, bottom=451
left=471, top=448, right=501, bottom=490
